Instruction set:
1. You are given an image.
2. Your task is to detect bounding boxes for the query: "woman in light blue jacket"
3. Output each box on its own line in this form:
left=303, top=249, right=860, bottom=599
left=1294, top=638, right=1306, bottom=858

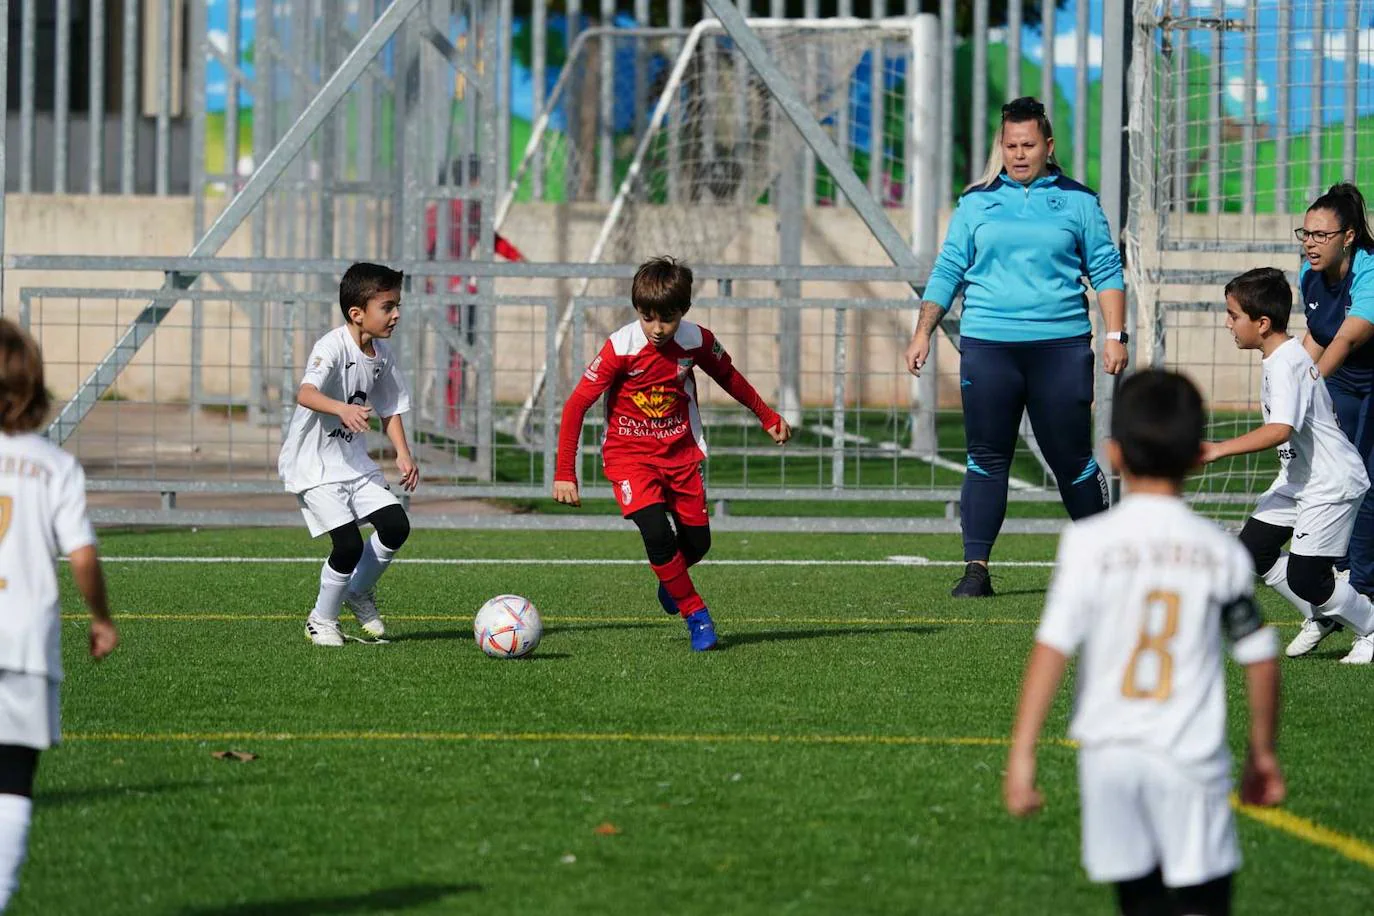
left=903, top=97, right=1128, bottom=597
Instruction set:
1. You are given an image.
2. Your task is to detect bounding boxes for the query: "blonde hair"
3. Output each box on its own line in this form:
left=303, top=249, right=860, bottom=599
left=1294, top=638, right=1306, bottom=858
left=0, top=319, right=50, bottom=435
left=965, top=97, right=1059, bottom=193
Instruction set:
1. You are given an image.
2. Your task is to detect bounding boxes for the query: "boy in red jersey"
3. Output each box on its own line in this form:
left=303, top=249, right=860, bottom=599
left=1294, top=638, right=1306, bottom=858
left=553, top=257, right=791, bottom=650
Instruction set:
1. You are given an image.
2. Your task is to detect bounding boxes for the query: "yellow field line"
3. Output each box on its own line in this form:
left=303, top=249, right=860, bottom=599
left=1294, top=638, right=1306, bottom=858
left=63, top=729, right=1073, bottom=749
left=60, top=614, right=1037, bottom=625
left=1232, top=795, right=1374, bottom=870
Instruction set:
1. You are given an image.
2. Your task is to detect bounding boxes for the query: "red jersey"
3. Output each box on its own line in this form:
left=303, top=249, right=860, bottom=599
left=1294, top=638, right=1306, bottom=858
left=555, top=319, right=780, bottom=482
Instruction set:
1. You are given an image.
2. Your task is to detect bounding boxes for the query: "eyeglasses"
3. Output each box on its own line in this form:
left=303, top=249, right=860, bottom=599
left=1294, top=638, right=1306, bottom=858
left=1294, top=228, right=1345, bottom=243
left=1001, top=98, right=1046, bottom=119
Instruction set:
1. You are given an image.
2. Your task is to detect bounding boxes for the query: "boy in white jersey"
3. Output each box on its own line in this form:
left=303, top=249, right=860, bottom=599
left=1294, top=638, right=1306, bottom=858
left=1006, top=369, right=1283, bottom=916
left=0, top=320, right=117, bottom=911
left=278, top=262, right=419, bottom=646
left=1201, top=267, right=1374, bottom=664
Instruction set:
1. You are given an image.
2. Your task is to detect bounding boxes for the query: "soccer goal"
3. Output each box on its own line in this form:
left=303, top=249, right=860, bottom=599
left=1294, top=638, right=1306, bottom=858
left=499, top=17, right=930, bottom=445
left=1126, top=0, right=1374, bottom=518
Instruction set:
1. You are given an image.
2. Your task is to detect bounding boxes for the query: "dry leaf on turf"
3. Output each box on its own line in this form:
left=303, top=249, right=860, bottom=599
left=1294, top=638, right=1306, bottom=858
left=593, top=822, right=621, bottom=836
left=211, top=750, right=258, bottom=762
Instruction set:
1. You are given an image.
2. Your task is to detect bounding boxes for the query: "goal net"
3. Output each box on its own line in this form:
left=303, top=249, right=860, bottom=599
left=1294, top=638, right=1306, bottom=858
left=1129, top=0, right=1374, bottom=518
left=502, top=18, right=918, bottom=440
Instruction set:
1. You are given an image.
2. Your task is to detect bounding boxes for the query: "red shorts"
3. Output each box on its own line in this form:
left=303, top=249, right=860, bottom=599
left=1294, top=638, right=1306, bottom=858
left=604, top=463, right=708, bottom=525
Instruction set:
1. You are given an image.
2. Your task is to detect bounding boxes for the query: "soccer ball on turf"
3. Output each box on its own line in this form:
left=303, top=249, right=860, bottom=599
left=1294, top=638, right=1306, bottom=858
left=473, top=595, right=543, bottom=658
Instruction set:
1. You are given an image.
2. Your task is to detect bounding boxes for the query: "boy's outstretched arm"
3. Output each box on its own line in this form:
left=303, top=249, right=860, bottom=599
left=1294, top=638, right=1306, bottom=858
left=697, top=335, right=790, bottom=444
left=1222, top=586, right=1283, bottom=806
left=381, top=413, right=420, bottom=491
left=1201, top=423, right=1292, bottom=463
left=554, top=344, right=619, bottom=506
left=69, top=544, right=117, bottom=659
left=1005, top=642, right=1069, bottom=817
left=1239, top=656, right=1285, bottom=806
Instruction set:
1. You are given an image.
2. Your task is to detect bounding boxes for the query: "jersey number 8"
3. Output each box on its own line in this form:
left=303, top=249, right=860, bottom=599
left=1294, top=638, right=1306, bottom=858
left=1121, top=589, right=1179, bottom=701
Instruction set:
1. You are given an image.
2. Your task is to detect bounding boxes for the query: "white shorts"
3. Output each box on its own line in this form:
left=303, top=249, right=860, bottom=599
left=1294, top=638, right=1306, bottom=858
left=296, top=473, right=401, bottom=538
left=1079, top=745, right=1238, bottom=888
left=0, top=671, right=60, bottom=750
left=1252, top=488, right=1359, bottom=558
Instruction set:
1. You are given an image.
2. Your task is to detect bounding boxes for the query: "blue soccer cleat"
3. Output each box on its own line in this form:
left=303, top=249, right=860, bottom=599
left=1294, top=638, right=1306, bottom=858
left=657, top=583, right=679, bottom=616
left=685, top=609, right=718, bottom=651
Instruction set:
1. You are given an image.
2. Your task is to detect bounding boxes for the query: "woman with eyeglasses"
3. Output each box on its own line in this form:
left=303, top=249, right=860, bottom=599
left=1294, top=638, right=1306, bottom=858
left=1284, top=182, right=1374, bottom=658
left=902, top=97, right=1127, bottom=598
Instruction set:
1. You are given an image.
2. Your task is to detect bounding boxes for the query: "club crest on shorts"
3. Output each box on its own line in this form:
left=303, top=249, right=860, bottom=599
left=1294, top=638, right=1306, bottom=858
left=1047, top=195, right=1066, bottom=212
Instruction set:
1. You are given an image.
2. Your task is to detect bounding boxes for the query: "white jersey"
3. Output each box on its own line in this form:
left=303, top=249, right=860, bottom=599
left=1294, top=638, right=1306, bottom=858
left=278, top=326, right=411, bottom=494
left=0, top=433, right=96, bottom=681
left=1036, top=494, right=1277, bottom=780
left=1262, top=337, right=1369, bottom=503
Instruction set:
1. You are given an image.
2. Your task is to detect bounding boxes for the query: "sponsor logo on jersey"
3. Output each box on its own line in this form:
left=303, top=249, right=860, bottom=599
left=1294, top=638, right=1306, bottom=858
left=584, top=355, right=603, bottom=382
left=1047, top=195, right=1066, bottom=212
left=676, top=357, right=694, bottom=379
left=1309, top=366, right=1320, bottom=380
left=631, top=385, right=678, bottom=418
left=619, top=479, right=633, bottom=505
left=711, top=338, right=725, bottom=359
left=628, top=368, right=646, bottom=376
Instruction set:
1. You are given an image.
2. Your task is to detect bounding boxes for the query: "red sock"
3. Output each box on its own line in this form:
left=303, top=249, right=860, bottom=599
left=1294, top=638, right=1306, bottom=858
left=651, top=552, right=706, bottom=616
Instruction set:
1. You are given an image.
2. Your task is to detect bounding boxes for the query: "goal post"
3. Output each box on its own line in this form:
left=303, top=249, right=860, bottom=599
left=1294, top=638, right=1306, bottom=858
left=505, top=14, right=941, bottom=445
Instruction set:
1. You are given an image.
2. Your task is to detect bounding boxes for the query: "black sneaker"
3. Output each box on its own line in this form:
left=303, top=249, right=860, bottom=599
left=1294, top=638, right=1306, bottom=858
left=950, top=562, right=994, bottom=598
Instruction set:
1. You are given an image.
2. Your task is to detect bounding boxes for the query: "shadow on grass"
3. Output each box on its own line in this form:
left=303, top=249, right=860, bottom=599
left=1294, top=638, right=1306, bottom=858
left=987, top=587, right=1049, bottom=598
left=718, top=624, right=942, bottom=649
left=181, top=882, right=482, bottom=915
left=545, top=620, right=659, bottom=635
left=392, top=626, right=572, bottom=657
left=38, top=779, right=264, bottom=809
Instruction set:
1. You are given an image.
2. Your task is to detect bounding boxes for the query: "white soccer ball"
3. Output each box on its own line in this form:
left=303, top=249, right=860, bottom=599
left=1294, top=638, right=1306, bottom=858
left=473, top=595, right=542, bottom=659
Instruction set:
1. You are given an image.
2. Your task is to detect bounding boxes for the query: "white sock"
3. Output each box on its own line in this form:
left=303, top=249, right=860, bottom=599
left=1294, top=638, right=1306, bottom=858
left=312, top=563, right=352, bottom=623
left=348, top=533, right=396, bottom=596
left=1263, top=555, right=1315, bottom=620
left=0, top=794, right=33, bottom=912
left=1315, top=579, right=1374, bottom=637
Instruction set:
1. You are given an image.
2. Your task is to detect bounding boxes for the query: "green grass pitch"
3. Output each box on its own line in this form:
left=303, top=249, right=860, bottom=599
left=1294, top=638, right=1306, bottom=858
left=13, top=527, right=1374, bottom=914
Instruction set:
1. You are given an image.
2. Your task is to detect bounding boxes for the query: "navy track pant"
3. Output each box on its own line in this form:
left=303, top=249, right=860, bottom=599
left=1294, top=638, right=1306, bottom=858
left=959, top=335, right=1109, bottom=562
left=1327, top=367, right=1374, bottom=595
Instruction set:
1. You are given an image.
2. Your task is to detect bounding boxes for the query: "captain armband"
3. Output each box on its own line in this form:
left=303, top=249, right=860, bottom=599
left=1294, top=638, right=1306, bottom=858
left=1220, top=593, right=1263, bottom=643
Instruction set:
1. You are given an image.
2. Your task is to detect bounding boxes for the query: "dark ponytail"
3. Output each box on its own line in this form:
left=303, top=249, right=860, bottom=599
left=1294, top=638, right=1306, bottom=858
left=1310, top=182, right=1374, bottom=254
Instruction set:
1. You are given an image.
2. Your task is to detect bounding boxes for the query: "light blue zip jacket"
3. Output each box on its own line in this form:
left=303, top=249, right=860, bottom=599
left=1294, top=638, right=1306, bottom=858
left=923, top=170, right=1125, bottom=343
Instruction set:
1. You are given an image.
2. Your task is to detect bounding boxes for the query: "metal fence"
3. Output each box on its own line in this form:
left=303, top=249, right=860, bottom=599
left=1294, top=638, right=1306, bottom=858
left=2, top=0, right=1266, bottom=533
left=1128, top=0, right=1372, bottom=514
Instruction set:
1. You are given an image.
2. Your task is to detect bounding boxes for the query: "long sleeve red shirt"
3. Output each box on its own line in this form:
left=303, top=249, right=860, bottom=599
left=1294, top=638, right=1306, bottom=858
left=555, top=319, right=781, bottom=482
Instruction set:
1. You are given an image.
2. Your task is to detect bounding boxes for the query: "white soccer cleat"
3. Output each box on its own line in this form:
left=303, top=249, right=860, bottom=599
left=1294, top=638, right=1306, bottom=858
left=305, top=613, right=345, bottom=647
left=1339, top=635, right=1374, bottom=665
left=343, top=590, right=385, bottom=637
left=1285, top=618, right=1339, bottom=658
